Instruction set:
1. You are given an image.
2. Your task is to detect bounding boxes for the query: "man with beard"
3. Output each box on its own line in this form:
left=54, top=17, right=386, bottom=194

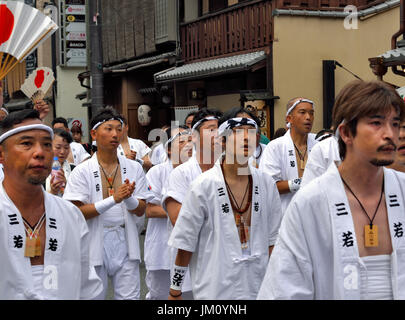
left=258, top=80, right=405, bottom=300
left=0, top=109, right=101, bottom=299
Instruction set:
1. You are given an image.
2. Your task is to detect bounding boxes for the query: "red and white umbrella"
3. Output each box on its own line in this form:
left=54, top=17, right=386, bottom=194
left=0, top=1, right=58, bottom=80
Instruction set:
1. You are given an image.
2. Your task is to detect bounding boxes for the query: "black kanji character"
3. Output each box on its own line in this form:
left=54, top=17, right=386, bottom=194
left=394, top=222, right=404, bottom=238
left=48, top=238, right=58, bottom=252
left=342, top=231, right=354, bottom=247
left=13, top=235, right=23, bottom=248
left=221, top=203, right=230, bottom=214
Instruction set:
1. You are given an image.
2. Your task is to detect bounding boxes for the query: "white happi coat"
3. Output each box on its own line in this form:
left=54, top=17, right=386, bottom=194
left=162, top=154, right=202, bottom=293
left=257, top=163, right=405, bottom=300
left=301, top=136, right=340, bottom=187
left=162, top=155, right=202, bottom=207
left=144, top=160, right=173, bottom=271
left=0, top=164, right=3, bottom=181
left=150, top=143, right=167, bottom=166
left=259, top=130, right=317, bottom=213
left=0, top=184, right=102, bottom=300
left=168, top=160, right=282, bottom=300
left=63, top=153, right=152, bottom=267
left=117, top=137, right=151, bottom=161
left=70, top=142, right=90, bottom=166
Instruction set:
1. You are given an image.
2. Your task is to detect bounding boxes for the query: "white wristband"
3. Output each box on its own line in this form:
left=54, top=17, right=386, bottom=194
left=94, top=196, right=116, bottom=215
left=124, top=197, right=139, bottom=211
left=170, top=265, right=188, bottom=291
left=288, top=178, right=301, bottom=193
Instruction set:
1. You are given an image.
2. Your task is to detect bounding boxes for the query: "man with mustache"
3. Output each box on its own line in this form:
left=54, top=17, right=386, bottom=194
left=259, top=97, right=316, bottom=213
left=0, top=109, right=101, bottom=299
left=258, top=80, right=405, bottom=300
left=63, top=107, right=152, bottom=300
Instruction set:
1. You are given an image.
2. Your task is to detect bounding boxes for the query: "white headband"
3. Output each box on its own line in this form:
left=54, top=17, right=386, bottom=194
left=0, top=124, right=54, bottom=144
left=164, top=129, right=191, bottom=148
left=286, top=98, right=315, bottom=129
left=92, top=117, right=124, bottom=131
left=0, top=107, right=8, bottom=115
left=218, top=117, right=258, bottom=136
left=286, top=99, right=315, bottom=117
left=191, top=116, right=219, bottom=133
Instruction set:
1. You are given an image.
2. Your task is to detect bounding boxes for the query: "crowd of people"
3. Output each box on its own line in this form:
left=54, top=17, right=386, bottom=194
left=1, top=79, right=405, bottom=300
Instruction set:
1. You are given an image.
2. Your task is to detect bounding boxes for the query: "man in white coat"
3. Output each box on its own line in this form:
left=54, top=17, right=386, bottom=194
left=63, top=107, right=151, bottom=300
left=259, top=97, right=316, bottom=213
left=162, top=108, right=223, bottom=299
left=168, top=115, right=282, bottom=300
left=258, top=80, right=405, bottom=300
left=144, top=125, right=193, bottom=300
left=0, top=109, right=101, bottom=299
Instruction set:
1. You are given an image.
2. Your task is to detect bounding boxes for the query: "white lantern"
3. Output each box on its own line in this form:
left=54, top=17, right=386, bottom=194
left=138, top=104, right=151, bottom=126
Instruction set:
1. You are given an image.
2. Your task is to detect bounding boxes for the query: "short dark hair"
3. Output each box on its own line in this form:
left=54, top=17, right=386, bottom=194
left=219, top=106, right=261, bottom=130
left=184, top=111, right=196, bottom=123
left=90, top=107, right=123, bottom=129
left=0, top=109, right=41, bottom=136
left=52, top=117, right=68, bottom=129
left=191, top=108, right=223, bottom=132
left=53, top=128, right=73, bottom=144
left=333, top=80, right=405, bottom=160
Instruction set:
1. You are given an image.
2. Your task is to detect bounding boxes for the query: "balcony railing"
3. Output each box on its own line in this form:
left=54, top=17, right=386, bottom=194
left=180, top=0, right=273, bottom=62
left=275, top=0, right=386, bottom=11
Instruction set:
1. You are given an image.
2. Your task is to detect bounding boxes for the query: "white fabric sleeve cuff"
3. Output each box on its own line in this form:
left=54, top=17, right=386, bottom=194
left=170, top=265, right=188, bottom=291
left=94, top=196, right=116, bottom=215
left=288, top=178, right=302, bottom=193
left=124, top=197, right=139, bottom=211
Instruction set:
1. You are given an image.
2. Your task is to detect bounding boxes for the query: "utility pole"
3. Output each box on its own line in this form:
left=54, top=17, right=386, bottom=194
left=88, top=0, right=103, bottom=114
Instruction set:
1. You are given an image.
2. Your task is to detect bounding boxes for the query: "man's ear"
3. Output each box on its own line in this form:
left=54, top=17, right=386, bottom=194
left=338, top=123, right=352, bottom=147
left=90, top=129, right=97, bottom=141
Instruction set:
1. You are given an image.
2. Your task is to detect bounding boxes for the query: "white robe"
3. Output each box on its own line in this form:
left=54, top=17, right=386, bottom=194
left=168, top=160, right=282, bottom=300
left=70, top=142, right=90, bottom=166
left=0, top=164, right=3, bottom=181
left=150, top=143, right=167, bottom=165
left=117, top=137, right=151, bottom=161
left=161, top=154, right=202, bottom=293
left=257, top=163, right=405, bottom=300
left=144, top=160, right=172, bottom=271
left=0, top=184, right=102, bottom=300
left=259, top=130, right=317, bottom=213
left=162, top=155, right=201, bottom=209
left=63, top=153, right=152, bottom=267
left=301, top=136, right=340, bottom=187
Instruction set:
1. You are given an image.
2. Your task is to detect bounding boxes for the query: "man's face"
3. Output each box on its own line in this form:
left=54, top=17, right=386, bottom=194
left=91, top=120, right=123, bottom=151
left=225, top=125, right=257, bottom=164
left=53, top=122, right=69, bottom=131
left=0, top=119, right=53, bottom=185
left=287, top=101, right=314, bottom=134
left=349, top=107, right=400, bottom=167
left=170, top=128, right=193, bottom=164
left=194, top=119, right=220, bottom=159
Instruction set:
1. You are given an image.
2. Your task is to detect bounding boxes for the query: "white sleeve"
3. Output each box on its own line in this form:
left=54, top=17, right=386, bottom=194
left=136, top=140, right=151, bottom=159
left=301, top=145, right=327, bottom=187
left=145, top=166, right=163, bottom=205
left=257, top=199, right=314, bottom=300
left=63, top=165, right=91, bottom=204
left=259, top=141, right=283, bottom=182
left=164, top=166, right=189, bottom=205
left=265, top=175, right=283, bottom=246
left=168, top=180, right=207, bottom=253
left=131, top=162, right=153, bottom=202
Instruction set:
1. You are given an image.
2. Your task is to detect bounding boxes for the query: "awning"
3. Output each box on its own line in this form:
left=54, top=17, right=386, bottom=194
left=378, top=47, right=405, bottom=65
left=154, top=50, right=267, bottom=84
left=104, top=51, right=177, bottom=74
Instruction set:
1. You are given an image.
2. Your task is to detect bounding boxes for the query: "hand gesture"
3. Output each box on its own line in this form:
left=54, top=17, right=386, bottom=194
left=125, top=150, right=137, bottom=160
left=113, top=179, right=136, bottom=203
left=33, top=99, right=50, bottom=120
